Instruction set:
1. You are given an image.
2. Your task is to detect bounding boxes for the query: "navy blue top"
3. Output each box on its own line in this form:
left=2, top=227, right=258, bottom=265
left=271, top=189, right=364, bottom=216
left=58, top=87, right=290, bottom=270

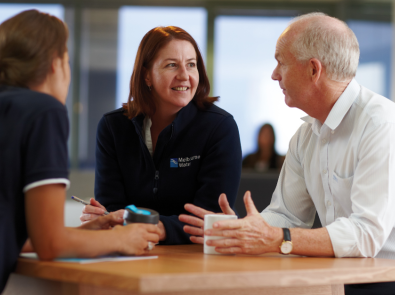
left=95, top=101, right=242, bottom=244
left=0, top=86, right=69, bottom=293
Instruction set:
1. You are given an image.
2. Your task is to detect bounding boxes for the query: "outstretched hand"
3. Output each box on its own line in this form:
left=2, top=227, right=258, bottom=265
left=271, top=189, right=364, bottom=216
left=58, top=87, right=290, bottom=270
left=179, top=194, right=235, bottom=244
left=204, top=191, right=282, bottom=255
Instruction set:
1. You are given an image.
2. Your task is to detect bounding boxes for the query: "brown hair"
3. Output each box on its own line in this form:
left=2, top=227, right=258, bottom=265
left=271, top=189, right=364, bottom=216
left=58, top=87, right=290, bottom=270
left=0, top=9, right=68, bottom=88
left=123, top=26, right=218, bottom=119
left=257, top=123, right=276, bottom=154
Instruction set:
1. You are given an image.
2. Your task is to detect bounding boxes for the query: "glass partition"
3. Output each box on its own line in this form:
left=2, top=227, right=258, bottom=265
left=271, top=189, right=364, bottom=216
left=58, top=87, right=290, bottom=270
left=349, top=20, right=392, bottom=98
left=214, top=16, right=306, bottom=157
left=0, top=3, right=63, bottom=23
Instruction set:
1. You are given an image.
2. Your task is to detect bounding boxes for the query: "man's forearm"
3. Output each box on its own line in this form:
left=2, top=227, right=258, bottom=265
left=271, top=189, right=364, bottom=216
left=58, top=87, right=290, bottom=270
left=289, top=227, right=334, bottom=257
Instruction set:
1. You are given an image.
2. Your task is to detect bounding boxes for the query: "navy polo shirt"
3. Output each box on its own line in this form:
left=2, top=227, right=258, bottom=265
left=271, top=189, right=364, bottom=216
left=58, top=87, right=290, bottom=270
left=0, top=86, right=69, bottom=293
left=95, top=101, right=242, bottom=245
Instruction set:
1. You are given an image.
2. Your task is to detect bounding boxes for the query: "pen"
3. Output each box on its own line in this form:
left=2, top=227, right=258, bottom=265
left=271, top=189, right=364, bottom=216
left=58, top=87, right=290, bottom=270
left=71, top=196, right=109, bottom=215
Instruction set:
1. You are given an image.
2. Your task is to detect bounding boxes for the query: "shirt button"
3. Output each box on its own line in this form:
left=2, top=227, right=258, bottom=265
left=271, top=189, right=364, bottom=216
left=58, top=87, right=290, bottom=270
left=327, top=201, right=332, bottom=206
left=331, top=130, right=335, bottom=134
left=322, top=139, right=327, bottom=144
left=323, top=169, right=327, bottom=174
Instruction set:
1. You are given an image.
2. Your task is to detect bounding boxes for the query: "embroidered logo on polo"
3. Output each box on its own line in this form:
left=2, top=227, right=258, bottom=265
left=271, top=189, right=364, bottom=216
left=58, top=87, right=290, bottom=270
left=170, top=155, right=200, bottom=168
left=170, top=158, right=178, bottom=168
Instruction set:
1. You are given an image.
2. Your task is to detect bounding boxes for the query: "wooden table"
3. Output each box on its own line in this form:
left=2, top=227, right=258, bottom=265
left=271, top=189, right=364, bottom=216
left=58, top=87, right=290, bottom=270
left=6, top=244, right=395, bottom=295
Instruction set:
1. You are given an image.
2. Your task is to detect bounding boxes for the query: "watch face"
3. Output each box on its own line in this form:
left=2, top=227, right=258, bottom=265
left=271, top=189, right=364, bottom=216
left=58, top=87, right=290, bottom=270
left=281, top=241, right=293, bottom=254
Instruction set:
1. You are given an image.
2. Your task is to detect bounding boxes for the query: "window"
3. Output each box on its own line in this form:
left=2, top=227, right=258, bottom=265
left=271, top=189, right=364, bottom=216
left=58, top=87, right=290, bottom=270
left=214, top=16, right=306, bottom=156
left=0, top=4, right=63, bottom=23
left=349, top=20, right=392, bottom=98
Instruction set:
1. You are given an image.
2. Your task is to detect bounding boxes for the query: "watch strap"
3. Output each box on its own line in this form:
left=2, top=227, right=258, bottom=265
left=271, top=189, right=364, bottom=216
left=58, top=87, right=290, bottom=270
left=282, top=228, right=291, bottom=242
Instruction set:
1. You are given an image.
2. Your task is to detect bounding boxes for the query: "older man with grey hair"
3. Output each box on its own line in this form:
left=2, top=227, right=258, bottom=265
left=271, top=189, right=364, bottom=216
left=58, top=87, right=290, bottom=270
left=180, top=12, right=395, bottom=295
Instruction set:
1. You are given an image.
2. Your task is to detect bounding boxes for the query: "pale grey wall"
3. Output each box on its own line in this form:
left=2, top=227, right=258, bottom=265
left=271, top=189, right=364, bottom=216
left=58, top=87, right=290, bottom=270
left=65, top=170, right=95, bottom=227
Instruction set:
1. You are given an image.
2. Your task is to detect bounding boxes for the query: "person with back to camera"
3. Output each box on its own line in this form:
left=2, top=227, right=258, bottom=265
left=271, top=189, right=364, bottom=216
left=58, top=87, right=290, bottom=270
left=242, top=123, right=284, bottom=172
left=0, top=10, right=161, bottom=293
left=80, top=26, right=242, bottom=244
left=180, top=12, right=395, bottom=294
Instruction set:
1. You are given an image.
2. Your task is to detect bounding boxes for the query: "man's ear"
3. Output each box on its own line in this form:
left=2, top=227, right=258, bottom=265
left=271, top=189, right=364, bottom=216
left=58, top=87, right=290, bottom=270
left=143, top=67, right=151, bottom=86
left=309, top=58, right=322, bottom=83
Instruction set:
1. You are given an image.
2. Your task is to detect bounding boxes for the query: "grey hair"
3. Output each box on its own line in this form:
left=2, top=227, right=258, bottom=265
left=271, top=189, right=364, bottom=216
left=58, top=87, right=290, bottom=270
left=289, top=12, right=360, bottom=82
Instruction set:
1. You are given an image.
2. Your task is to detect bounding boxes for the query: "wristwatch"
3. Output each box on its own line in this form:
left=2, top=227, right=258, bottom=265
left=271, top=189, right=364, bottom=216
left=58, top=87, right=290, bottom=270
left=280, top=228, right=293, bottom=255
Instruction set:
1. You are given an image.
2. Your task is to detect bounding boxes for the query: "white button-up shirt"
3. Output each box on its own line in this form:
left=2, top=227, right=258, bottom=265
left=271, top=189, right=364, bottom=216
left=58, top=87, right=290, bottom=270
left=261, top=79, right=395, bottom=258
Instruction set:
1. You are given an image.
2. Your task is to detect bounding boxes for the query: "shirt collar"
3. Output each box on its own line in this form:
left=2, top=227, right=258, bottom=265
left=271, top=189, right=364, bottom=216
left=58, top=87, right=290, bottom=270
left=301, top=79, right=360, bottom=134
left=301, top=115, right=321, bottom=136
left=324, top=79, right=360, bottom=130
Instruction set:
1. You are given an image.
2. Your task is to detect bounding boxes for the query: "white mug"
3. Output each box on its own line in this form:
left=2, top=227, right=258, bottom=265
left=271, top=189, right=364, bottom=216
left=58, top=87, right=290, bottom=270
left=204, top=214, right=238, bottom=254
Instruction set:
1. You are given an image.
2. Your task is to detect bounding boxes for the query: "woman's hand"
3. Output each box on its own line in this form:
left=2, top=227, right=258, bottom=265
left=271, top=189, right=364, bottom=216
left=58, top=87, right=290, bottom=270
left=179, top=193, right=235, bottom=244
left=80, top=213, right=161, bottom=255
left=114, top=223, right=161, bottom=255
left=157, top=221, right=167, bottom=241
left=80, top=198, right=124, bottom=224
left=78, top=212, right=124, bottom=230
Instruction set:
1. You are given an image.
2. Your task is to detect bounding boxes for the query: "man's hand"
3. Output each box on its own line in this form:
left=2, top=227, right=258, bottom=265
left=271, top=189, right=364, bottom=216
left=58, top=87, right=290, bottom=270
left=205, top=191, right=283, bottom=255
left=179, top=194, right=235, bottom=244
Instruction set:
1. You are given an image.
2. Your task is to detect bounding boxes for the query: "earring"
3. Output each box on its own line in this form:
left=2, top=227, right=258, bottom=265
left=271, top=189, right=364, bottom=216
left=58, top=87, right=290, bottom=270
left=148, top=85, right=152, bottom=91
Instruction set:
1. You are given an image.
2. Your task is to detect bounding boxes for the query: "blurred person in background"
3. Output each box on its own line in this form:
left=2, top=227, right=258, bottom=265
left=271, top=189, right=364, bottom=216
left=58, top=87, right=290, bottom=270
left=0, top=10, right=160, bottom=293
left=80, top=26, right=242, bottom=245
left=242, top=123, right=284, bottom=172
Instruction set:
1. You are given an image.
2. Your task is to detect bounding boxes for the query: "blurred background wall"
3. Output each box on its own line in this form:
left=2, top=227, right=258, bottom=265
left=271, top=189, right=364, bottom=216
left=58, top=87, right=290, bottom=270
left=1, top=0, right=394, bottom=227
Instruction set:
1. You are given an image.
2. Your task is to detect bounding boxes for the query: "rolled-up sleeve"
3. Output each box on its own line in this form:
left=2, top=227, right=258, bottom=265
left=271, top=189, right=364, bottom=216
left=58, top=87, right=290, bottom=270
left=327, top=121, right=395, bottom=258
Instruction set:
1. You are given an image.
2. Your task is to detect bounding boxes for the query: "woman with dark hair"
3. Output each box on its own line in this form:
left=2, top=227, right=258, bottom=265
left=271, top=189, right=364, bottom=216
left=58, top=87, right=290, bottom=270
left=242, top=123, right=284, bottom=172
left=81, top=26, right=242, bottom=245
left=0, top=10, right=160, bottom=292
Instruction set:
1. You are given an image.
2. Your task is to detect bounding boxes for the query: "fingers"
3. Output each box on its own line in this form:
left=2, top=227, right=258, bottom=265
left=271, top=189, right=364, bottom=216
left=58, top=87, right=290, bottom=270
left=90, top=198, right=106, bottom=210
left=215, top=247, right=243, bottom=255
left=206, top=237, right=240, bottom=247
left=115, top=224, right=161, bottom=255
left=205, top=238, right=245, bottom=255
left=80, top=213, right=100, bottom=222
left=138, top=223, right=161, bottom=235
left=179, top=214, right=204, bottom=228
left=157, top=221, right=166, bottom=241
left=103, top=213, right=124, bottom=227
left=183, top=225, right=204, bottom=236
left=145, top=241, right=155, bottom=251
left=184, top=204, right=213, bottom=219
left=190, top=236, right=204, bottom=244
left=79, top=213, right=123, bottom=230
left=243, top=191, right=260, bottom=215
left=82, top=204, right=105, bottom=215
left=218, top=194, right=236, bottom=215
left=145, top=232, right=160, bottom=244
left=205, top=228, right=244, bottom=239
left=208, top=219, right=242, bottom=231
left=115, top=209, right=125, bottom=219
